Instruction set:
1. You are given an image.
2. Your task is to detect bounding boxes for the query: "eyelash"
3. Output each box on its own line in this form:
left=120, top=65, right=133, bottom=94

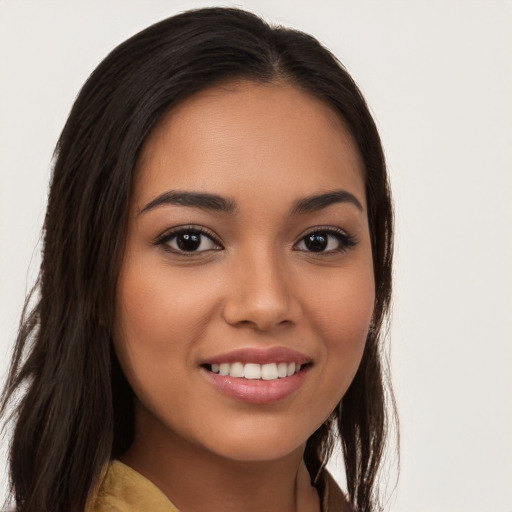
left=154, top=225, right=357, bottom=256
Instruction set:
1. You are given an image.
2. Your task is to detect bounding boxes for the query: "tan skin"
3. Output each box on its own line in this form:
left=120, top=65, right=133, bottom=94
left=114, top=81, right=375, bottom=512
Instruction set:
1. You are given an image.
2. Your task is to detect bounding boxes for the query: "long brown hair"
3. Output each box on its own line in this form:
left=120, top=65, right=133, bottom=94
left=1, top=7, right=396, bottom=512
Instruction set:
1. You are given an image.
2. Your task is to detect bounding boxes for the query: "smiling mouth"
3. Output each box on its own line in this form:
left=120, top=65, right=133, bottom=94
left=203, top=361, right=311, bottom=380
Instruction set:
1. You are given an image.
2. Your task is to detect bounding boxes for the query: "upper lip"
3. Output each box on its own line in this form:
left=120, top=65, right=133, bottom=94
left=200, top=347, right=312, bottom=366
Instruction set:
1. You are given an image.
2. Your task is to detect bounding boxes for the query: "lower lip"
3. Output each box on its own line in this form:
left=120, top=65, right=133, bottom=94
left=201, top=367, right=308, bottom=404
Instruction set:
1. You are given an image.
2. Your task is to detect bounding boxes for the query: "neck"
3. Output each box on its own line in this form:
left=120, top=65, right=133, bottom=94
left=120, top=408, right=320, bottom=512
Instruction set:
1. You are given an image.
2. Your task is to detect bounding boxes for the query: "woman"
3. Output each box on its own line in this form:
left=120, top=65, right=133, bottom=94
left=1, top=7, right=395, bottom=512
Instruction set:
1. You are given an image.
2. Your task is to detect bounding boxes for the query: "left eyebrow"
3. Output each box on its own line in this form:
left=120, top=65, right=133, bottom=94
left=290, top=190, right=364, bottom=214
left=139, top=190, right=237, bottom=215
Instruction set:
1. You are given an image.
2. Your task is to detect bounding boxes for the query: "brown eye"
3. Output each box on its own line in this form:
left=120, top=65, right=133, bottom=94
left=176, top=232, right=201, bottom=251
left=303, top=232, right=329, bottom=252
left=158, top=228, right=222, bottom=254
left=295, top=228, right=356, bottom=254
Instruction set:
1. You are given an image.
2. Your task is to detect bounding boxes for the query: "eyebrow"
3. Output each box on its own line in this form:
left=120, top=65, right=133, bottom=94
left=139, top=191, right=237, bottom=215
left=139, top=188, right=363, bottom=216
left=290, top=190, right=363, bottom=214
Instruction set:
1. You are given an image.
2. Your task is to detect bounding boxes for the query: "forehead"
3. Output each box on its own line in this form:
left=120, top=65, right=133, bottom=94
left=134, top=81, right=366, bottom=209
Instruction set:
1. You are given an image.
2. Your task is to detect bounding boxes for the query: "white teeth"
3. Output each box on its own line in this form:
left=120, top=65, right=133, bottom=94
left=261, top=363, right=278, bottom=380
left=209, top=361, right=305, bottom=380
left=229, top=362, right=244, bottom=378
left=277, top=362, right=288, bottom=378
left=244, top=363, right=262, bottom=380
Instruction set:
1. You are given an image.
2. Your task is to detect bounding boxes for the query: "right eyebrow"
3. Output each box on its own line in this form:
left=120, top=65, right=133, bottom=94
left=139, top=190, right=237, bottom=215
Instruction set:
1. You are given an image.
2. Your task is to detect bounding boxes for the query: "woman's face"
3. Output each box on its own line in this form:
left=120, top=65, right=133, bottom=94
left=114, top=81, right=375, bottom=462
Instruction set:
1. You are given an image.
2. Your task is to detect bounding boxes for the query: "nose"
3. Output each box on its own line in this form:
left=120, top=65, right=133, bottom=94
left=222, top=250, right=302, bottom=332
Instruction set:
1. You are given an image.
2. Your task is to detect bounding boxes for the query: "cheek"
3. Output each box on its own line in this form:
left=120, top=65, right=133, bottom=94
left=112, top=255, right=227, bottom=404
left=113, top=261, right=182, bottom=381
left=303, top=263, right=375, bottom=400
left=307, top=262, right=375, bottom=339
left=115, top=259, right=213, bottom=347
left=113, top=269, right=193, bottom=417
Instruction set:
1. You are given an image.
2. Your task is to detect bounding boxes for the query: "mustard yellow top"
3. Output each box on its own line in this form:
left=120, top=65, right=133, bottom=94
left=86, top=460, right=178, bottom=512
left=86, top=460, right=351, bottom=512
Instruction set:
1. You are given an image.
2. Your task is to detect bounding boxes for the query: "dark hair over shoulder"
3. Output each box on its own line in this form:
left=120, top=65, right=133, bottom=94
left=1, top=7, right=396, bottom=512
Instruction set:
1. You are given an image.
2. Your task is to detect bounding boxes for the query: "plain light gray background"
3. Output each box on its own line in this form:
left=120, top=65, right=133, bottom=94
left=1, top=1, right=511, bottom=511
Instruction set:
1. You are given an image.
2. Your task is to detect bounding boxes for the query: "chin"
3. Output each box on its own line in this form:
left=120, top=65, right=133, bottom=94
left=208, top=438, right=306, bottom=464
left=192, top=419, right=319, bottom=464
